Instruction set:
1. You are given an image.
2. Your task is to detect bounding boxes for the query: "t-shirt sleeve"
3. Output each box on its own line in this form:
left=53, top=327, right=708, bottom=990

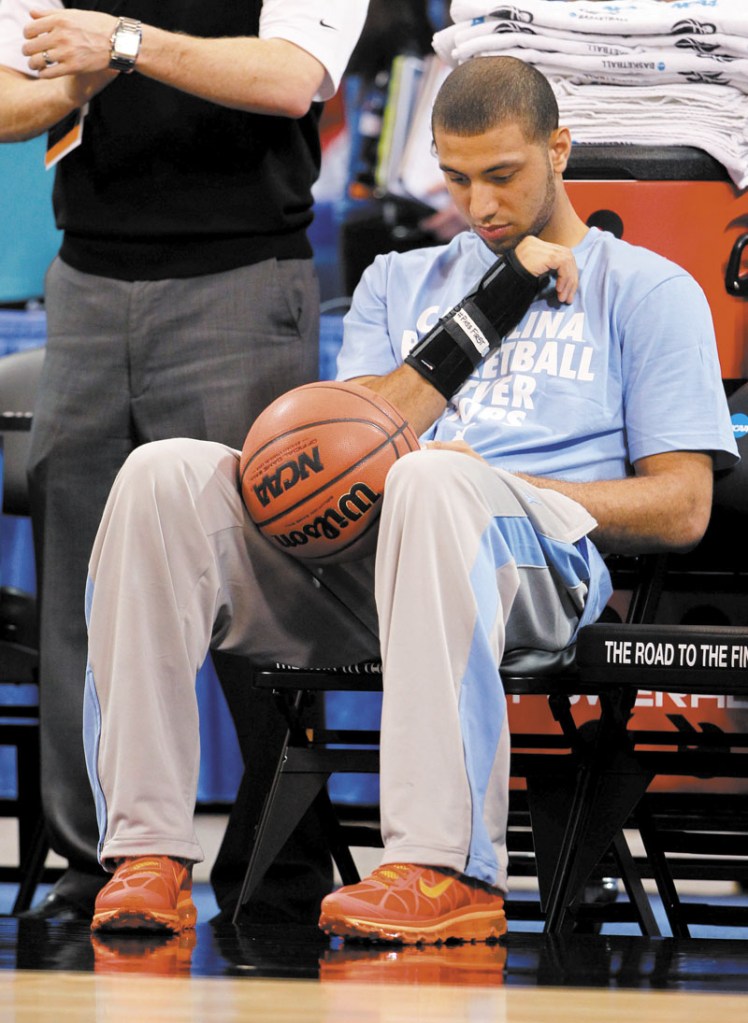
left=336, top=253, right=403, bottom=382
left=620, top=272, right=738, bottom=472
left=259, top=0, right=368, bottom=100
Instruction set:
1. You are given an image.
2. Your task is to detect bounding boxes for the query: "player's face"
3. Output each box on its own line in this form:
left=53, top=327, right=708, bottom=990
left=434, top=121, right=566, bottom=255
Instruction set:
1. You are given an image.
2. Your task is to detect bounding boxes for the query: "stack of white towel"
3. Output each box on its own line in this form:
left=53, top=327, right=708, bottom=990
left=433, top=0, right=748, bottom=189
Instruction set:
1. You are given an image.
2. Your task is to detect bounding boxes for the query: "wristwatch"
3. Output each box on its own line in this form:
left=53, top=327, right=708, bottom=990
left=108, top=17, right=142, bottom=73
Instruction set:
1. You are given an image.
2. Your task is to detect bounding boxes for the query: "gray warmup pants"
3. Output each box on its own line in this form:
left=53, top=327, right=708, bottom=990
left=85, top=441, right=605, bottom=891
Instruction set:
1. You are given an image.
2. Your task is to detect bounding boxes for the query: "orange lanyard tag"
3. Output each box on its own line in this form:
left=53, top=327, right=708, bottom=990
left=45, top=104, right=88, bottom=170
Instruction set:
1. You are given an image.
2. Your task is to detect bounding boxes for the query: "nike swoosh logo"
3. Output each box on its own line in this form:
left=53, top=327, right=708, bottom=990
left=419, top=877, right=454, bottom=899
left=319, top=19, right=337, bottom=30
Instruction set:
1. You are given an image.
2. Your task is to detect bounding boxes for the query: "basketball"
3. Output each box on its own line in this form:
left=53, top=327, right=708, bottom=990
left=240, top=380, right=420, bottom=564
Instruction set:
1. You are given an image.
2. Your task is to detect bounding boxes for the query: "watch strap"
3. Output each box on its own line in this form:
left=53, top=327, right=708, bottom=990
left=109, top=17, right=142, bottom=74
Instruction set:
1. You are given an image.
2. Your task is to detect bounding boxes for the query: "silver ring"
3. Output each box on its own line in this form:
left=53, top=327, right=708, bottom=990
left=42, top=51, right=54, bottom=68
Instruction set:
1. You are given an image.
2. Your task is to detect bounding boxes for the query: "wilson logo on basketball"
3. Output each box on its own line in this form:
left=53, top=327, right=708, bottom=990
left=274, top=482, right=381, bottom=550
left=252, top=446, right=325, bottom=508
left=240, top=380, right=419, bottom=563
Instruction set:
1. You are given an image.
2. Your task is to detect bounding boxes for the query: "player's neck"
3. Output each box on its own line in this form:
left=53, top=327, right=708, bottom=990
left=541, top=193, right=589, bottom=250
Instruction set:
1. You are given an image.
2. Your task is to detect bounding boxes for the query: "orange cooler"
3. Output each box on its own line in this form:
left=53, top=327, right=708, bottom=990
left=564, top=144, right=748, bottom=380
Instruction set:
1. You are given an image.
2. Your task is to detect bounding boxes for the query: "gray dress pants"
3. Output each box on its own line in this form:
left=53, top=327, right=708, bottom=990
left=28, top=254, right=319, bottom=893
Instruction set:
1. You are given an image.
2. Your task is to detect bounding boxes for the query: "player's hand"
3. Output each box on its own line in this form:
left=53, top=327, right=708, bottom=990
left=23, top=9, right=118, bottom=77
left=425, top=438, right=486, bottom=463
left=513, top=235, right=579, bottom=305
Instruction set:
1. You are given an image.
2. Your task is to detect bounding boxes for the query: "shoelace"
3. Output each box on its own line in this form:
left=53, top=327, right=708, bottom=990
left=371, top=864, right=413, bottom=886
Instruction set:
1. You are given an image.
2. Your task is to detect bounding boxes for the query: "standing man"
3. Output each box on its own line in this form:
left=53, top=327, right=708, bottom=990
left=0, top=1, right=368, bottom=923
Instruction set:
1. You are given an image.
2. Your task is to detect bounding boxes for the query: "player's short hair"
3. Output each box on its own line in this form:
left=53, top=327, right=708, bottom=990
left=432, top=56, right=559, bottom=144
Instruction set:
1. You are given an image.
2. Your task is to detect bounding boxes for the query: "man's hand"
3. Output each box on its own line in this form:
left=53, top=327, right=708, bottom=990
left=23, top=8, right=117, bottom=77
left=426, top=438, right=486, bottom=462
left=514, top=235, right=579, bottom=305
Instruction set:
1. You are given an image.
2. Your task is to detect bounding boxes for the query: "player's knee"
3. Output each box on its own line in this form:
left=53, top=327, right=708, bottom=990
left=112, top=439, right=219, bottom=517
left=386, top=447, right=482, bottom=506
left=117, top=438, right=191, bottom=488
left=114, top=439, right=242, bottom=528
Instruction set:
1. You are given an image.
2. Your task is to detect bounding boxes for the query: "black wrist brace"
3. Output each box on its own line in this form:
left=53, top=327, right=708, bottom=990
left=404, top=248, right=544, bottom=399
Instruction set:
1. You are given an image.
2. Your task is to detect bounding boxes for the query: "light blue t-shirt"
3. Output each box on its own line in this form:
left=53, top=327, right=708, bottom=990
left=337, top=227, right=738, bottom=481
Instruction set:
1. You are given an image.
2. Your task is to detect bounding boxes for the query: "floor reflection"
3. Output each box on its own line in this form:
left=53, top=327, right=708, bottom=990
left=319, top=940, right=507, bottom=986
left=91, top=930, right=197, bottom=976
left=1, top=917, right=747, bottom=993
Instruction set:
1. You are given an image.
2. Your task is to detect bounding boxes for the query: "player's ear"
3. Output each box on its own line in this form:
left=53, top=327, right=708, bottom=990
left=548, top=127, right=572, bottom=175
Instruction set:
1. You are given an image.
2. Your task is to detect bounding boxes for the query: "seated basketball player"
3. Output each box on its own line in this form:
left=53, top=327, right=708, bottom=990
left=84, top=57, right=737, bottom=940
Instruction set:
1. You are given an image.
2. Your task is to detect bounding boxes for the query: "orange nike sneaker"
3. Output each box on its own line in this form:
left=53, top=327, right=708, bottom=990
left=318, top=863, right=507, bottom=944
left=91, top=856, right=197, bottom=934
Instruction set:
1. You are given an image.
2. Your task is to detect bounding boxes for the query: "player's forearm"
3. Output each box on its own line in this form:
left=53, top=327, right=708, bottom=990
left=347, top=240, right=579, bottom=440
left=516, top=453, right=714, bottom=554
left=351, top=366, right=447, bottom=440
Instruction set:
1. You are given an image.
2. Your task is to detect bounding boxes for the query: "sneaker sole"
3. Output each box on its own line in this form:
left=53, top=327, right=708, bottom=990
left=91, top=898, right=197, bottom=935
left=319, top=905, right=507, bottom=945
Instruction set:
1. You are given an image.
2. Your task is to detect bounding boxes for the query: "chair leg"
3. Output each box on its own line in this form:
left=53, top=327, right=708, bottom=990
left=12, top=817, right=49, bottom=915
left=610, top=831, right=660, bottom=937
left=636, top=797, right=691, bottom=939
left=543, top=759, right=599, bottom=934
left=14, top=725, right=39, bottom=850
left=524, top=763, right=577, bottom=910
left=543, top=691, right=651, bottom=935
left=310, top=789, right=363, bottom=887
left=12, top=725, right=45, bottom=914
left=232, top=765, right=330, bottom=923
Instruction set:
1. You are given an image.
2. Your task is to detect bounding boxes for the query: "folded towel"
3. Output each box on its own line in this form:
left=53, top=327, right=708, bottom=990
left=433, top=20, right=748, bottom=64
left=434, top=2, right=748, bottom=188
left=550, top=77, right=748, bottom=189
left=450, top=0, right=748, bottom=39
left=450, top=36, right=748, bottom=92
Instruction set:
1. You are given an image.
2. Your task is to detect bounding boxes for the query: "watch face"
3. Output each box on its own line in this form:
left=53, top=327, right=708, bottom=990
left=115, top=31, right=141, bottom=59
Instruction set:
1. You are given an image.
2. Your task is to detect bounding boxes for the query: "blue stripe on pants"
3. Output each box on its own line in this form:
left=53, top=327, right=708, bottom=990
left=458, top=513, right=609, bottom=883
left=82, top=575, right=108, bottom=862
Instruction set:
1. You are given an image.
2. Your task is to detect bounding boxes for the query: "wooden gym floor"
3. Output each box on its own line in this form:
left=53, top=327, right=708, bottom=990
left=1, top=897, right=747, bottom=1021
left=0, top=822, right=746, bottom=1020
